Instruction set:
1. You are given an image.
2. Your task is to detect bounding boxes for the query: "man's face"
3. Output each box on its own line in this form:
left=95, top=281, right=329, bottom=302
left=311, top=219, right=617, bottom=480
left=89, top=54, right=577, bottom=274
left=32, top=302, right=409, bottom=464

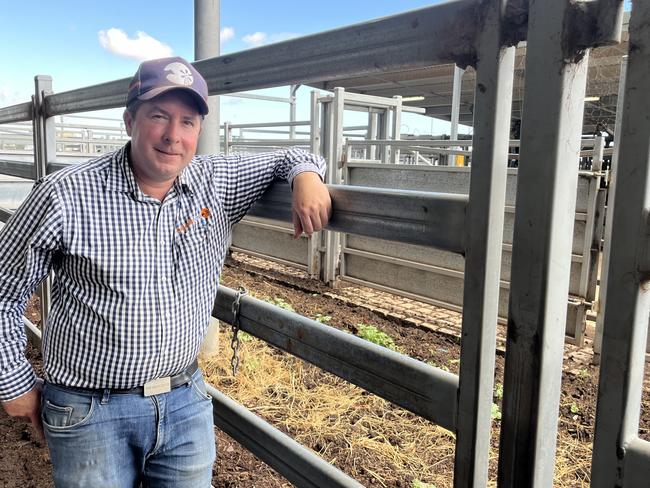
left=123, top=90, right=202, bottom=186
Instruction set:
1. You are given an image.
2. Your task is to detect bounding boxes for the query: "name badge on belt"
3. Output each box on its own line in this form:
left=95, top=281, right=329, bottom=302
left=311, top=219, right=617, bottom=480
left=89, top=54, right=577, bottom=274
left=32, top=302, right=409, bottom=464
left=143, top=377, right=172, bottom=396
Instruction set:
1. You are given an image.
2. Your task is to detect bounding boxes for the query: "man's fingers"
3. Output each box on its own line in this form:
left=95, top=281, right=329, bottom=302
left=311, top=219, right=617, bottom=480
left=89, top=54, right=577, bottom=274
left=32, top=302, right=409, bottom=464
left=319, top=205, right=330, bottom=229
left=292, top=210, right=303, bottom=239
left=301, top=213, right=315, bottom=236
left=29, top=412, right=45, bottom=442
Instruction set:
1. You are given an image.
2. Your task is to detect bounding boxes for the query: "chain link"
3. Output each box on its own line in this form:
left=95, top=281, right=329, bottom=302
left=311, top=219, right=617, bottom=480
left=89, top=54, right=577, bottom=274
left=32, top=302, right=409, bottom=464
left=230, top=286, right=248, bottom=376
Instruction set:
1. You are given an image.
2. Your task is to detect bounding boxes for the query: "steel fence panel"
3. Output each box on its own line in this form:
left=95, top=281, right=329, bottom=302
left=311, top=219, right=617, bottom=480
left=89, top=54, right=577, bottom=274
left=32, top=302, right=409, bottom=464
left=207, top=385, right=364, bottom=488
left=213, top=286, right=459, bottom=430
left=591, top=2, right=650, bottom=486
left=497, top=0, right=592, bottom=484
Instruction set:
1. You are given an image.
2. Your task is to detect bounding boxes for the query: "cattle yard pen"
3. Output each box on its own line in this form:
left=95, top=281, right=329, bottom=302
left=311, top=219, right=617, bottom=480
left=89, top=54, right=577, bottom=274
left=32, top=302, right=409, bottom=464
left=1, top=0, right=648, bottom=487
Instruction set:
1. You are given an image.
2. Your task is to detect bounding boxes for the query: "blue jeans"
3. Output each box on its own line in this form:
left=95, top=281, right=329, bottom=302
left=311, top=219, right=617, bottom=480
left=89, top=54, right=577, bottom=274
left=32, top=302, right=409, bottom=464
left=41, top=369, right=216, bottom=488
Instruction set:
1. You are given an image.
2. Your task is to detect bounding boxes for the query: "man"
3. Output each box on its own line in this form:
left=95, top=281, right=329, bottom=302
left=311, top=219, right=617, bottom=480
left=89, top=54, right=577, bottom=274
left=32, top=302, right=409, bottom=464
left=0, top=56, right=331, bottom=487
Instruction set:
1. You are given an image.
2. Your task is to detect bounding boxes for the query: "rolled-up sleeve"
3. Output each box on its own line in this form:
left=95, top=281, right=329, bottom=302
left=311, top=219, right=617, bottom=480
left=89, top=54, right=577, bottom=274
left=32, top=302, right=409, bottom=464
left=216, top=147, right=326, bottom=225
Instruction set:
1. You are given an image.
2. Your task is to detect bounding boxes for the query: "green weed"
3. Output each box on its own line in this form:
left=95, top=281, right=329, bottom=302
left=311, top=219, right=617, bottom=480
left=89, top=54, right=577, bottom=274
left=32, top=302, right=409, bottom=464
left=412, top=480, right=437, bottom=488
left=491, top=402, right=502, bottom=421
left=267, top=297, right=295, bottom=312
left=314, top=313, right=332, bottom=324
left=357, top=324, right=398, bottom=351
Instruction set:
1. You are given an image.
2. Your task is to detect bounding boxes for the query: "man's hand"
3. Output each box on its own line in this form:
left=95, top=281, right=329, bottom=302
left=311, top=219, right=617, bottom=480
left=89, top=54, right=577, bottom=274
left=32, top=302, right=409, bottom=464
left=2, top=380, right=44, bottom=441
left=291, top=172, right=332, bottom=239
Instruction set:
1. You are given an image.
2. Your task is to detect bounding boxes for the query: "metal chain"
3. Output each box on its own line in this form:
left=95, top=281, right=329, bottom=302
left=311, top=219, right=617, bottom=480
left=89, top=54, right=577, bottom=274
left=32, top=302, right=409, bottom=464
left=230, top=286, right=248, bottom=376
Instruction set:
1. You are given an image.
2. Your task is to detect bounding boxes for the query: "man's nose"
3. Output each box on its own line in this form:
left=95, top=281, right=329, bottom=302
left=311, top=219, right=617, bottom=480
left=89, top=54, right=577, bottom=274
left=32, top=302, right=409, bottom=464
left=163, top=121, right=181, bottom=143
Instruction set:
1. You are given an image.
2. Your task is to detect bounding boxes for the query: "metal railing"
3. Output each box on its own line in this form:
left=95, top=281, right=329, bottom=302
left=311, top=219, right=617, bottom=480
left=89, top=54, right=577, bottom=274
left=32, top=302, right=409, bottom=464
left=591, top=4, right=650, bottom=486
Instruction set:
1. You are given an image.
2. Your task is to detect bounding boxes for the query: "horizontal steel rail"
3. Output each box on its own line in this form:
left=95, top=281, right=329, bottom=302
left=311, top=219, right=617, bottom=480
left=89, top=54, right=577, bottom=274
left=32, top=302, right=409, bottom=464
left=0, top=160, right=34, bottom=179
left=43, top=1, right=500, bottom=117
left=0, top=102, right=33, bottom=125
left=347, top=139, right=474, bottom=148
left=207, top=385, right=363, bottom=488
left=213, top=286, right=459, bottom=430
left=227, top=120, right=310, bottom=129
left=228, top=140, right=311, bottom=147
left=248, top=182, right=467, bottom=254
left=0, top=206, right=14, bottom=223
left=44, top=79, right=130, bottom=117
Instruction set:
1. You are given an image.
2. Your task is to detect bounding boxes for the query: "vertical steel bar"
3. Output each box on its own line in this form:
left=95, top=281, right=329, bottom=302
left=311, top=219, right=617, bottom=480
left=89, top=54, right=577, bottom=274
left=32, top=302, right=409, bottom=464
left=591, top=4, right=650, bottom=486
left=594, top=55, right=628, bottom=357
left=572, top=135, right=605, bottom=346
left=307, top=90, right=322, bottom=278
left=454, top=1, right=515, bottom=486
left=223, top=121, right=231, bottom=155
left=289, top=85, right=299, bottom=139
left=450, top=65, right=464, bottom=166
left=368, top=112, right=378, bottom=161
left=194, top=0, right=221, bottom=154
left=322, top=88, right=345, bottom=286
left=33, top=75, right=54, bottom=327
left=391, top=95, right=402, bottom=164
left=310, top=90, right=320, bottom=155
left=378, top=110, right=389, bottom=164
left=497, top=0, right=592, bottom=485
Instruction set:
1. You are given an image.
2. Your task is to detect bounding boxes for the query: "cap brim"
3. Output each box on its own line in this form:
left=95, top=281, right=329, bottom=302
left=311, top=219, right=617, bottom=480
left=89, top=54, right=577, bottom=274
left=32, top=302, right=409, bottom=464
left=137, top=86, right=209, bottom=115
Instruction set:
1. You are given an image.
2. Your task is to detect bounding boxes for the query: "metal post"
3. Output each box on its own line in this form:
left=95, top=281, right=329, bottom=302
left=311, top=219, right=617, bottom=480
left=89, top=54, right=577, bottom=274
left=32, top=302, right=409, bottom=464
left=591, top=3, right=650, bottom=485
left=450, top=65, right=464, bottom=166
left=223, top=121, right=231, bottom=155
left=390, top=96, right=402, bottom=164
left=378, top=109, right=389, bottom=164
left=307, top=90, right=322, bottom=278
left=289, top=85, right=299, bottom=140
left=454, top=0, right=515, bottom=485
left=594, top=55, right=628, bottom=357
left=367, top=112, right=378, bottom=160
left=32, top=75, right=54, bottom=327
left=194, top=0, right=220, bottom=155
left=321, top=88, right=345, bottom=286
left=573, top=135, right=605, bottom=347
left=497, top=0, right=592, bottom=485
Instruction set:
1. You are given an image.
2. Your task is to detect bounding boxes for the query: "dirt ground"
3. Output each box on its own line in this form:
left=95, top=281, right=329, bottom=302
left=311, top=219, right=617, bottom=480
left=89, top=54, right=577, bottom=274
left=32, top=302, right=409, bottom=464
left=0, top=254, right=648, bottom=487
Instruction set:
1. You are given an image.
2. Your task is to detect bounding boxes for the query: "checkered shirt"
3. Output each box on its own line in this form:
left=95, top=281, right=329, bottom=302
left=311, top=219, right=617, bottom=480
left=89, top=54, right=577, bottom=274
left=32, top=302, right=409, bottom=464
left=0, top=144, right=325, bottom=401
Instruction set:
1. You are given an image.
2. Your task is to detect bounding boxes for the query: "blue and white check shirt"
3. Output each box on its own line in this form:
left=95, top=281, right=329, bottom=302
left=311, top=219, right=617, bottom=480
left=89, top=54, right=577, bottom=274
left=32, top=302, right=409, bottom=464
left=0, top=143, right=325, bottom=401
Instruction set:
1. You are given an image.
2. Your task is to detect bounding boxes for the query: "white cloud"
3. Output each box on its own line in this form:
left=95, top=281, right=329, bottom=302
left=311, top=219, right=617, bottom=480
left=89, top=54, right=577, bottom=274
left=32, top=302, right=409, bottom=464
left=221, top=27, right=235, bottom=43
left=268, top=32, right=300, bottom=43
left=242, top=31, right=301, bottom=48
left=242, top=32, right=267, bottom=47
left=98, top=28, right=173, bottom=62
left=0, top=86, right=30, bottom=106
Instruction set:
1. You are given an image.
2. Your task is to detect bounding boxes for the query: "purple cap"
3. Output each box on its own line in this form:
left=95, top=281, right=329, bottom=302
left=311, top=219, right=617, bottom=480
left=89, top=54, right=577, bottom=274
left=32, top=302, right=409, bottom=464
left=126, top=57, right=209, bottom=115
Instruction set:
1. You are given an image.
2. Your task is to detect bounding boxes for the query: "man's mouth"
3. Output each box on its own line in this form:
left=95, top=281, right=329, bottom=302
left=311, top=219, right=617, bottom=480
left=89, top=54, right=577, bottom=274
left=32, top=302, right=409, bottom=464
left=154, top=148, right=181, bottom=156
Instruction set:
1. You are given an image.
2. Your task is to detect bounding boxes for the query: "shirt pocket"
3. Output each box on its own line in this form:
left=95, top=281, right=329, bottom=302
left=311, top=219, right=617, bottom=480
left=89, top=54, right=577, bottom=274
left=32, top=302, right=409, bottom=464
left=176, top=224, right=210, bottom=249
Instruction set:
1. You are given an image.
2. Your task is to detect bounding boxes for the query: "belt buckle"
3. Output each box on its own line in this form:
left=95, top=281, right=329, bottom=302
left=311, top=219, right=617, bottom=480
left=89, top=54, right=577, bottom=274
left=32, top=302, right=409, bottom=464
left=143, top=377, right=172, bottom=396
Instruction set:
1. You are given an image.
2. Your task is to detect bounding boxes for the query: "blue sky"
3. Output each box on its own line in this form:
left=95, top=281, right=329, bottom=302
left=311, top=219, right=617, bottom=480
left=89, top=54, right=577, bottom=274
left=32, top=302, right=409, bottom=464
left=0, top=1, right=634, bottom=136
left=0, top=0, right=452, bottom=136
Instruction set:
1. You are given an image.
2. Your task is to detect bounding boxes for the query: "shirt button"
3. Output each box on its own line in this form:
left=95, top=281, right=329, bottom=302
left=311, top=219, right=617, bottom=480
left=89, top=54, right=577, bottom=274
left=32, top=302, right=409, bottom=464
left=161, top=276, right=167, bottom=282
left=165, top=312, right=172, bottom=319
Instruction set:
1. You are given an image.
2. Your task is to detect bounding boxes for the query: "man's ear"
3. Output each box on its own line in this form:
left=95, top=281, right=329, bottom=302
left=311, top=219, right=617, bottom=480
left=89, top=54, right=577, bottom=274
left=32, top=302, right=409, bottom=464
left=123, top=109, right=133, bottom=137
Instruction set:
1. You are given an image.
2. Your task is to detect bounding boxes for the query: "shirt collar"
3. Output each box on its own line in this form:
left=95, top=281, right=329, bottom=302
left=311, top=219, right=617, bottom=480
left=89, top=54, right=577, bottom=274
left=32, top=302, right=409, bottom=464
left=105, top=142, right=196, bottom=198
left=105, top=143, right=141, bottom=196
left=175, top=163, right=196, bottom=196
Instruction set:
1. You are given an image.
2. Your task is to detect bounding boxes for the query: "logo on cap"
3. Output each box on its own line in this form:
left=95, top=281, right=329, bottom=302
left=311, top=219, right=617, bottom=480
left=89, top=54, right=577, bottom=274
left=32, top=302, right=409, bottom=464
left=165, top=62, right=194, bottom=87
